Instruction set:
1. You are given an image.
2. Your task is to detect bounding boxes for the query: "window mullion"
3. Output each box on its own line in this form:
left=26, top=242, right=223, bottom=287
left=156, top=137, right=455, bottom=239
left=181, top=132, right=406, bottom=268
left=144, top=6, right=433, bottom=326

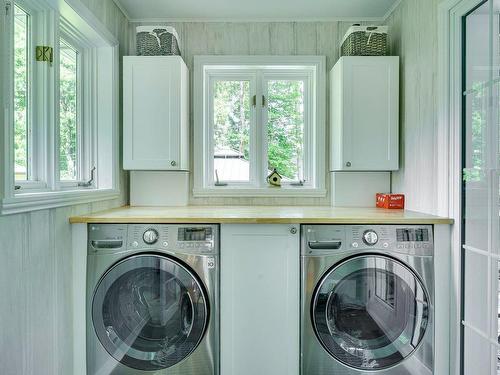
left=254, top=71, right=265, bottom=188
left=250, top=71, right=262, bottom=187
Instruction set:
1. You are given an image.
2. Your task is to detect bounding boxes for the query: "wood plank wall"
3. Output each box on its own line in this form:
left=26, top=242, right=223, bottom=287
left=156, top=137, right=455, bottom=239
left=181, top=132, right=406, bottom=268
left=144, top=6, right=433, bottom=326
left=128, top=21, right=379, bottom=206
left=386, top=0, right=441, bottom=214
left=0, top=1, right=129, bottom=374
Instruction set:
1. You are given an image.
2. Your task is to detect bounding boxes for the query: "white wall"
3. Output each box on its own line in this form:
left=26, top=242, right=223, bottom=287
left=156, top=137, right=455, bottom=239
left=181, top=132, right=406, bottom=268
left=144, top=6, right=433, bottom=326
left=0, top=1, right=129, bottom=374
left=385, top=0, right=441, bottom=214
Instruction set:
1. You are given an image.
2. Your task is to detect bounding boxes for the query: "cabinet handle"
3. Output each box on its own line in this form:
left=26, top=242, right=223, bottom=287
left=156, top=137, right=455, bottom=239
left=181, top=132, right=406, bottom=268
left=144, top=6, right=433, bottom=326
left=346, top=162, right=352, bottom=167
left=171, top=160, right=177, bottom=167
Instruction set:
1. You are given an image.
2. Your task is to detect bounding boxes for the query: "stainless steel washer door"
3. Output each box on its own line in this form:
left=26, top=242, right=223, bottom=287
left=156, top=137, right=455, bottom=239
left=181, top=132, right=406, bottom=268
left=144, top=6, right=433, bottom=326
left=92, top=254, right=209, bottom=371
left=312, top=255, right=430, bottom=371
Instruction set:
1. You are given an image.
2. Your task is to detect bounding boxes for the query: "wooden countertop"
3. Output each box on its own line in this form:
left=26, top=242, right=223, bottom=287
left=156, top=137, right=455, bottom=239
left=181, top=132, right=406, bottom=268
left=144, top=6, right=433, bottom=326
left=69, top=206, right=453, bottom=224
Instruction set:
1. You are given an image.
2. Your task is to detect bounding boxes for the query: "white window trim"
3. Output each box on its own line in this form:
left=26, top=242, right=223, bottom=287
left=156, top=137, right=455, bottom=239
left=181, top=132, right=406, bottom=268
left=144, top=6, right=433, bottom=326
left=193, top=55, right=326, bottom=198
left=0, top=0, right=120, bottom=215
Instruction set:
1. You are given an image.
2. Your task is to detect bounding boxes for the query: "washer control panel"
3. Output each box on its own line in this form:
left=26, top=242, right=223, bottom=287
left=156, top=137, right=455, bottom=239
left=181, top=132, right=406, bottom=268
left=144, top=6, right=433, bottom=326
left=127, top=224, right=218, bottom=254
left=302, top=225, right=433, bottom=256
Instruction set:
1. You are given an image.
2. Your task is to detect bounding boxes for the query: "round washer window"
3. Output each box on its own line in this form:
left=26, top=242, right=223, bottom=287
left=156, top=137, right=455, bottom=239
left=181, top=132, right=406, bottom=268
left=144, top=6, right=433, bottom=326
left=92, top=254, right=209, bottom=371
left=312, top=255, right=430, bottom=371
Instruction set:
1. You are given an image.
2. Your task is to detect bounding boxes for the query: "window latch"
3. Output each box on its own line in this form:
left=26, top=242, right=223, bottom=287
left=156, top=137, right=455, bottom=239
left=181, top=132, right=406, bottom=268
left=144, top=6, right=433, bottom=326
left=6, top=1, right=11, bottom=15
left=290, top=179, right=306, bottom=187
left=251, top=95, right=257, bottom=107
left=35, top=46, right=53, bottom=66
left=214, top=169, right=227, bottom=186
left=78, top=167, right=96, bottom=187
left=262, top=95, right=266, bottom=107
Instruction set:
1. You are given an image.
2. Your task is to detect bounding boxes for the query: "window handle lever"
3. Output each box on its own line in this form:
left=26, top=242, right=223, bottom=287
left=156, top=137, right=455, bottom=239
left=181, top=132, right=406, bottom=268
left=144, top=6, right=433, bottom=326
left=78, top=167, right=96, bottom=187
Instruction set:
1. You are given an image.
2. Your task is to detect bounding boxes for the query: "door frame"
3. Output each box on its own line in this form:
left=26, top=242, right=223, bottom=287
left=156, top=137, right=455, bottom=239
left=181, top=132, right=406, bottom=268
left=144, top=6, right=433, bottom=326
left=437, top=0, right=493, bottom=374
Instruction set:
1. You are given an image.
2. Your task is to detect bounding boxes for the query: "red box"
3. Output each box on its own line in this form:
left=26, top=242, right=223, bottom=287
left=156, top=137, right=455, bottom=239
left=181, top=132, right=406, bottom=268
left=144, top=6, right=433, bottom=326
left=376, top=193, right=405, bottom=209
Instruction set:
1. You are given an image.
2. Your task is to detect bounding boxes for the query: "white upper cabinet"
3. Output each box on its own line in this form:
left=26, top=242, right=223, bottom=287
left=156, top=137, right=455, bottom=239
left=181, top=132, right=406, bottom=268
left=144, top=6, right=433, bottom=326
left=124, top=56, right=189, bottom=170
left=330, top=56, right=399, bottom=171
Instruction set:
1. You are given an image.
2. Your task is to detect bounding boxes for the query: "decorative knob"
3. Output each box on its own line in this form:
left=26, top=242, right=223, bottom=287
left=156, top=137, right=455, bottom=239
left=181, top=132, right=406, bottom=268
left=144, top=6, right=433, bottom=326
left=290, top=227, right=297, bottom=234
left=362, top=230, right=379, bottom=246
left=143, top=229, right=159, bottom=245
left=346, top=162, right=352, bottom=167
left=171, top=160, right=177, bottom=167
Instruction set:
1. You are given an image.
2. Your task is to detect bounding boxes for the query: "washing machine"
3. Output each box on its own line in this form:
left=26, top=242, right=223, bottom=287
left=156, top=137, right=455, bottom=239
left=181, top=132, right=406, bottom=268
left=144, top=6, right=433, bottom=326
left=86, top=224, right=219, bottom=375
left=301, top=225, right=434, bottom=375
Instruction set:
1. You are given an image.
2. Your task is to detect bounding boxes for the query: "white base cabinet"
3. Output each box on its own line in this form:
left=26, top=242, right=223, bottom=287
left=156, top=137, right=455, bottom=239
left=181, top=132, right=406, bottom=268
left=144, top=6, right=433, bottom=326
left=220, top=224, right=299, bottom=375
left=330, top=56, right=399, bottom=171
left=123, top=56, right=189, bottom=171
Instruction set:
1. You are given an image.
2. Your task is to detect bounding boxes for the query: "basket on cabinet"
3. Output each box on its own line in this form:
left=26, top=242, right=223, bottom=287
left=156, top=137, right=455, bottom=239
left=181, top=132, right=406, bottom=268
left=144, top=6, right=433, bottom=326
left=341, top=25, right=389, bottom=56
left=136, top=26, right=181, bottom=56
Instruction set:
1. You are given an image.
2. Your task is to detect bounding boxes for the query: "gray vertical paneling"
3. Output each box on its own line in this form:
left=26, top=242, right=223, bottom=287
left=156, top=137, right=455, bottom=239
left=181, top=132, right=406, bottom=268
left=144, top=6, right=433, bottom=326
left=0, top=1, right=128, bottom=374
left=386, top=0, right=439, bottom=214
left=129, top=20, right=389, bottom=205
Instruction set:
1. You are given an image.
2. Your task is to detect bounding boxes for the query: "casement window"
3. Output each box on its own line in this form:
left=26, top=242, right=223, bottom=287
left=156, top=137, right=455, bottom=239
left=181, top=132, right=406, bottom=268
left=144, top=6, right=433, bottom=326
left=194, top=56, right=326, bottom=197
left=1, top=0, right=119, bottom=214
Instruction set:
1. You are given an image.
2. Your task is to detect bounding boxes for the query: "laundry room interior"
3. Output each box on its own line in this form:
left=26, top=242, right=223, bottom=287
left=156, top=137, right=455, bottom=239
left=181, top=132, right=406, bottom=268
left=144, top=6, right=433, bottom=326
left=0, top=0, right=496, bottom=374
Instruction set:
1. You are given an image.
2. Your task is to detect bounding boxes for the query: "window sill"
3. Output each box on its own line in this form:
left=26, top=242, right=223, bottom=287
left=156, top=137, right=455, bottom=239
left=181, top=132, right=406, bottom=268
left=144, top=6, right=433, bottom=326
left=1, top=188, right=121, bottom=215
left=193, top=187, right=327, bottom=198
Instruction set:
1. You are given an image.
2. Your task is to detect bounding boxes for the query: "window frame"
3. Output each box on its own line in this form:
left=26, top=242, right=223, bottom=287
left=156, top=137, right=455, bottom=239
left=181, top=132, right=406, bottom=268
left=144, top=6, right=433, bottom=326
left=0, top=0, right=120, bottom=214
left=11, top=0, right=47, bottom=190
left=193, top=55, right=326, bottom=197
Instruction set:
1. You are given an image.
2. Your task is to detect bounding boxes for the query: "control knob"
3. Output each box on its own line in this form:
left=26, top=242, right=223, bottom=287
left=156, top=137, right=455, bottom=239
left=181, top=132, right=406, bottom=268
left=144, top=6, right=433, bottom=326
left=143, top=229, right=159, bottom=245
left=362, top=230, right=379, bottom=246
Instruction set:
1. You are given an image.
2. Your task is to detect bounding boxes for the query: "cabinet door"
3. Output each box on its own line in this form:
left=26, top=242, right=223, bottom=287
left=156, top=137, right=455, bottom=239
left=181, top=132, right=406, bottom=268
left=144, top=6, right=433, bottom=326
left=220, top=224, right=299, bottom=375
left=334, top=57, right=399, bottom=171
left=124, top=57, right=181, bottom=170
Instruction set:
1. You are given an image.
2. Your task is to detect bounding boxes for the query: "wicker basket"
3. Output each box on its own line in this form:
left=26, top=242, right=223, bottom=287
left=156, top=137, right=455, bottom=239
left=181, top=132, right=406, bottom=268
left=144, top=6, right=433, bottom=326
left=341, top=25, right=389, bottom=56
left=136, top=26, right=181, bottom=56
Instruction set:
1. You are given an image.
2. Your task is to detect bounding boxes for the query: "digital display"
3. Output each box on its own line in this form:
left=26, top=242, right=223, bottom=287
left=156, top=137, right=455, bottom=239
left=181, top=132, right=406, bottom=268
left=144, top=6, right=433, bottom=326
left=178, top=227, right=212, bottom=241
left=396, top=228, right=429, bottom=242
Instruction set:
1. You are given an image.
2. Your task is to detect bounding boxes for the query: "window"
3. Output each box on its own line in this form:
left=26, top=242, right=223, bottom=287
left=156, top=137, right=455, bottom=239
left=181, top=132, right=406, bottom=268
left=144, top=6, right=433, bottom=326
left=194, top=56, right=326, bottom=197
left=1, top=0, right=120, bottom=214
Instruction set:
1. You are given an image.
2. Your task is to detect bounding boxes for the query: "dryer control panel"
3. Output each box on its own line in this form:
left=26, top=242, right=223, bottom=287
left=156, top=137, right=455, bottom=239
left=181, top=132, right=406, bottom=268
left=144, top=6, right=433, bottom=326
left=302, top=225, right=434, bottom=256
left=88, top=224, right=219, bottom=255
left=127, top=224, right=218, bottom=254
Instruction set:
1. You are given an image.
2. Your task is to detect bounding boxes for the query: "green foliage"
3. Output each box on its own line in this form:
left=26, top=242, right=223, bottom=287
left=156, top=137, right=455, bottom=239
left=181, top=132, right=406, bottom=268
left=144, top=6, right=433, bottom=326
left=13, top=7, right=28, bottom=180
left=59, top=40, right=78, bottom=180
left=267, top=80, right=304, bottom=180
left=464, top=82, right=487, bottom=183
left=213, top=81, right=250, bottom=160
left=212, top=79, right=304, bottom=181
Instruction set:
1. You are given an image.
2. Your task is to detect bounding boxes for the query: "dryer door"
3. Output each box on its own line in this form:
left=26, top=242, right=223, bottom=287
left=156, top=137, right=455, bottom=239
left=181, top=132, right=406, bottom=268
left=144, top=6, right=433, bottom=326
left=92, top=254, right=209, bottom=371
left=312, top=255, right=430, bottom=370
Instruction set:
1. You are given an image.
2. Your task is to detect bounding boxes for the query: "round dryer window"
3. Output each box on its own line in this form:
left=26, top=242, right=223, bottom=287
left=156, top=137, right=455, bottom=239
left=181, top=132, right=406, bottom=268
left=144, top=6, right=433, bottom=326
left=312, top=255, right=430, bottom=371
left=92, top=254, right=209, bottom=371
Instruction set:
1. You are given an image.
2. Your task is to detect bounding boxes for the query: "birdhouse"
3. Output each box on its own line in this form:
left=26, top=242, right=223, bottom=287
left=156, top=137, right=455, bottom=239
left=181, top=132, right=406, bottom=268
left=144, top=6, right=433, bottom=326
left=267, top=168, right=282, bottom=187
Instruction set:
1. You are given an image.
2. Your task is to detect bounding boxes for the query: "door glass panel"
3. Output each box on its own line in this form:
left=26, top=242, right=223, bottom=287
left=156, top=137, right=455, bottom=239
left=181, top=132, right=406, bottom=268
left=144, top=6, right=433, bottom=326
left=266, top=80, right=305, bottom=182
left=464, top=1, right=490, bottom=92
left=13, top=5, right=29, bottom=181
left=213, top=80, right=251, bottom=183
left=312, top=255, right=429, bottom=371
left=92, top=255, right=208, bottom=371
left=463, top=1, right=500, bottom=374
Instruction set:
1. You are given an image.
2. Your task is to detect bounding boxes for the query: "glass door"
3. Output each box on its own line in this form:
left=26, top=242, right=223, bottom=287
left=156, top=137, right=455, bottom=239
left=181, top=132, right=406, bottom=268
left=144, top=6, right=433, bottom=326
left=462, top=0, right=500, bottom=373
